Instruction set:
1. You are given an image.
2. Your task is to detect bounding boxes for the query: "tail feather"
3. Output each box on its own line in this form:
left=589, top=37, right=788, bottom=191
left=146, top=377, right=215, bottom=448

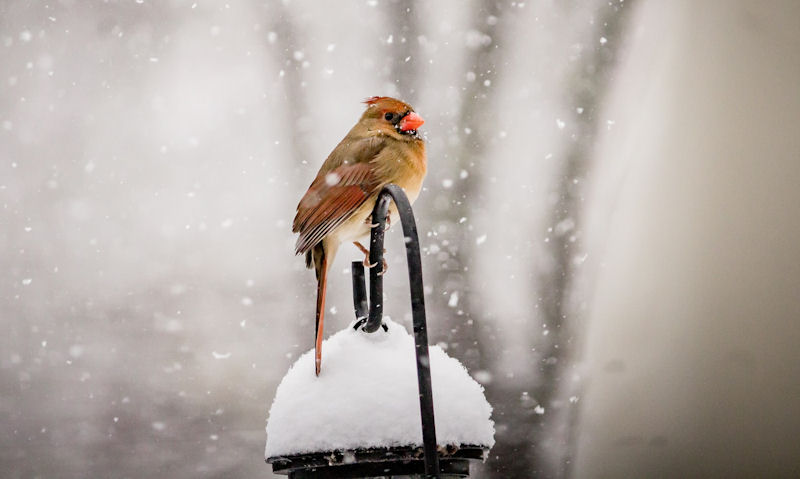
left=313, top=244, right=327, bottom=376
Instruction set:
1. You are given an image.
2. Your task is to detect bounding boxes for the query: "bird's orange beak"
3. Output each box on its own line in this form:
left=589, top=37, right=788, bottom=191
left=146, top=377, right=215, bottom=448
left=399, top=112, right=424, bottom=132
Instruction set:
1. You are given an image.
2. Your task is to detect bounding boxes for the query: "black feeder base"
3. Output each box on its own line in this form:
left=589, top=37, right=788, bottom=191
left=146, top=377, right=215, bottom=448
left=267, top=445, right=488, bottom=478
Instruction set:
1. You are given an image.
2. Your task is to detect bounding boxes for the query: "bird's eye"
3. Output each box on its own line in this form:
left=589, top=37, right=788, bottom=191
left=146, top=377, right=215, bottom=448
left=384, top=112, right=397, bottom=122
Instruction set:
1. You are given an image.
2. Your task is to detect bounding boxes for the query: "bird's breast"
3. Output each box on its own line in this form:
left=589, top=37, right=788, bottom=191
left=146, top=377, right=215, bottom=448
left=381, top=141, right=427, bottom=201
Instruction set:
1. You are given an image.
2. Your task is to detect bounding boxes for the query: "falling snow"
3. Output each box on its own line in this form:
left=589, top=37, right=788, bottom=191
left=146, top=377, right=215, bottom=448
left=0, top=1, right=640, bottom=477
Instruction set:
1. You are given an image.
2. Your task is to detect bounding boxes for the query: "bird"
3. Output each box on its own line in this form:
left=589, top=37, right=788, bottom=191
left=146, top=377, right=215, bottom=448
left=292, top=96, right=426, bottom=376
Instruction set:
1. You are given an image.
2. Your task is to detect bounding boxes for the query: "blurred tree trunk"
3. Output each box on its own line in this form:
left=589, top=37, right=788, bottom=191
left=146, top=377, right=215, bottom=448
left=264, top=2, right=311, bottom=173
left=383, top=0, right=420, bottom=104
left=528, top=2, right=634, bottom=477
left=432, top=0, right=504, bottom=373
left=419, top=1, right=511, bottom=474
left=464, top=2, right=634, bottom=477
left=260, top=0, right=313, bottom=342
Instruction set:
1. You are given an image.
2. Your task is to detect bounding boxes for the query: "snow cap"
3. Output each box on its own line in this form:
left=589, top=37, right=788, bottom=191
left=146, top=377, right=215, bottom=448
left=265, top=318, right=495, bottom=458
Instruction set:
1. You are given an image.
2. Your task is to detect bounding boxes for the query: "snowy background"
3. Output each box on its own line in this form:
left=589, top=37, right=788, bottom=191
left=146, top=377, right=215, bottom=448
left=2, top=1, right=621, bottom=476
left=5, top=0, right=798, bottom=478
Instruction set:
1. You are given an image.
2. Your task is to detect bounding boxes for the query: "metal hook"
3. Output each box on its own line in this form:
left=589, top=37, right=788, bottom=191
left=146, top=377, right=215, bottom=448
left=350, top=184, right=440, bottom=478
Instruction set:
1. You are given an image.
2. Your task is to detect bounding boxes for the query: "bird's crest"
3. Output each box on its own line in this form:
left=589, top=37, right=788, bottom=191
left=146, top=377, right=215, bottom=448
left=363, top=96, right=388, bottom=106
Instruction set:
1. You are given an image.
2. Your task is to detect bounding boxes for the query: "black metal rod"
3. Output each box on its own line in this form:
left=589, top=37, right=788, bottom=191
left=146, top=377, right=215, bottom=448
left=365, top=192, right=388, bottom=333
left=351, top=262, right=368, bottom=324
left=351, top=184, right=440, bottom=478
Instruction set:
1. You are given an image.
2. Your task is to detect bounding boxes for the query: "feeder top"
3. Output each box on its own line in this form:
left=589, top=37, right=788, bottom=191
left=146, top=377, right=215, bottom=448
left=265, top=317, right=495, bottom=458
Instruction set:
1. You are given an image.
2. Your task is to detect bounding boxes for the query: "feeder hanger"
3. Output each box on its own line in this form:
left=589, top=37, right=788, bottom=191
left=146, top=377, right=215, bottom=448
left=351, top=184, right=440, bottom=478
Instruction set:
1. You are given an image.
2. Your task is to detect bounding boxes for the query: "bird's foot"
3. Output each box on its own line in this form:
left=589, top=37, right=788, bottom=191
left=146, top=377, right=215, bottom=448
left=354, top=241, right=386, bottom=273
left=363, top=257, right=379, bottom=269
left=376, top=257, right=388, bottom=276
left=363, top=256, right=387, bottom=275
left=371, top=253, right=388, bottom=275
left=354, top=241, right=377, bottom=267
left=369, top=215, right=391, bottom=231
left=354, top=241, right=370, bottom=256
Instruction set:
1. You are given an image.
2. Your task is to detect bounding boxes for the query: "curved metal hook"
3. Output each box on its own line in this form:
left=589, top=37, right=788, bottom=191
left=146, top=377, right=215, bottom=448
left=350, top=184, right=440, bottom=477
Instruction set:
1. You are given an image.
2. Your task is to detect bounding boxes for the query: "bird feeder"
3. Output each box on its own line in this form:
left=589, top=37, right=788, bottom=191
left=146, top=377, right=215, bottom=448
left=266, top=185, right=494, bottom=478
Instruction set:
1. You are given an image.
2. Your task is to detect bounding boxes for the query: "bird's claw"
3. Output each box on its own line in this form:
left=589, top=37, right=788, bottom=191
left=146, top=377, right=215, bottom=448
left=363, top=257, right=378, bottom=269
left=362, top=255, right=387, bottom=273
left=355, top=242, right=386, bottom=273
left=369, top=215, right=391, bottom=230
left=367, top=257, right=388, bottom=275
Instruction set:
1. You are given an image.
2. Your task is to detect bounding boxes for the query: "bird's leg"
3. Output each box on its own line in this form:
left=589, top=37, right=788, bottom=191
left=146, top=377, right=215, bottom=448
left=353, top=241, right=388, bottom=274
left=353, top=240, right=369, bottom=256
left=353, top=241, right=376, bottom=268
left=368, top=214, right=391, bottom=231
left=377, top=252, right=388, bottom=276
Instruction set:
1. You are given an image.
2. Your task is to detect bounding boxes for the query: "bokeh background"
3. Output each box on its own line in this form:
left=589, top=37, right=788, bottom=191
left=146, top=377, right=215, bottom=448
left=2, top=0, right=799, bottom=478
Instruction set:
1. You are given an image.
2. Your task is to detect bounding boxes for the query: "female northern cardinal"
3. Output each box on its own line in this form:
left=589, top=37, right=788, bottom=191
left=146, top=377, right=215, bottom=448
left=293, top=96, right=426, bottom=376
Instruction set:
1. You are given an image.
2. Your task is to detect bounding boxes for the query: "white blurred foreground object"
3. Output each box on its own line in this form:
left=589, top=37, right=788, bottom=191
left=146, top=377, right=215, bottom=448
left=574, top=0, right=800, bottom=477
left=265, top=317, right=494, bottom=459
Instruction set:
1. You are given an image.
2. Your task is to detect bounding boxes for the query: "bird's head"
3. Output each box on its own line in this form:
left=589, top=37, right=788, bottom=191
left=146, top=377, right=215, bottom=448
left=360, top=96, right=425, bottom=140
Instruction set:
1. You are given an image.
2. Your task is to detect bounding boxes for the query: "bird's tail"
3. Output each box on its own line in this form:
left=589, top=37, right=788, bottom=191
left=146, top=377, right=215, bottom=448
left=312, top=243, right=327, bottom=376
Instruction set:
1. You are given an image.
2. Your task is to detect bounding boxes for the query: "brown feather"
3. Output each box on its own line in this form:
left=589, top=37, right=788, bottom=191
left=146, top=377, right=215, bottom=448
left=311, top=243, right=327, bottom=376
left=293, top=162, right=381, bottom=255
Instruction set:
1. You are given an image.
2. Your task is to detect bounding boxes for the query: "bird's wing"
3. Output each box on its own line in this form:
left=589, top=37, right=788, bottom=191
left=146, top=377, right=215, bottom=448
left=293, top=162, right=381, bottom=255
left=319, top=134, right=385, bottom=175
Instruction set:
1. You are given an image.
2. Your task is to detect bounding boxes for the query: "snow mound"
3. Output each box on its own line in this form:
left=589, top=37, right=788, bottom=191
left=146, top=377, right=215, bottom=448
left=265, top=317, right=495, bottom=458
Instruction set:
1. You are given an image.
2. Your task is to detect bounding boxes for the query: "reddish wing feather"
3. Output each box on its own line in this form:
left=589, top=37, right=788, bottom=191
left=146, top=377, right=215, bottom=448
left=293, top=162, right=380, bottom=254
